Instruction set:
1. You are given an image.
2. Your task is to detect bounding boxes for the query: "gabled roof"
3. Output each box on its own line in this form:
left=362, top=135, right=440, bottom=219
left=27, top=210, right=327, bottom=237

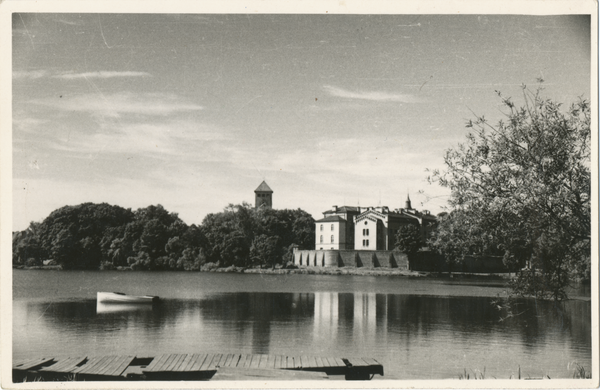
left=254, top=181, right=273, bottom=193
left=315, top=215, right=347, bottom=223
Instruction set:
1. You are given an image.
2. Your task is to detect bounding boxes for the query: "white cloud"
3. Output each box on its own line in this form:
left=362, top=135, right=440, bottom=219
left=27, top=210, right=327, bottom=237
left=47, top=118, right=230, bottom=159
left=323, top=85, right=422, bottom=103
left=53, top=71, right=152, bottom=80
left=31, top=91, right=203, bottom=117
left=13, top=70, right=48, bottom=80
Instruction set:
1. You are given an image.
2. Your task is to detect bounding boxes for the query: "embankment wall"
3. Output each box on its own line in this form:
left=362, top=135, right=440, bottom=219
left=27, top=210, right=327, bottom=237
left=294, top=250, right=409, bottom=270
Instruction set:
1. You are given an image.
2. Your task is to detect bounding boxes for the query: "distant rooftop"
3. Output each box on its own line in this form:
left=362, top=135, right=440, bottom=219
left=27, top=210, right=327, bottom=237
left=315, top=215, right=347, bottom=223
left=254, top=181, right=273, bottom=193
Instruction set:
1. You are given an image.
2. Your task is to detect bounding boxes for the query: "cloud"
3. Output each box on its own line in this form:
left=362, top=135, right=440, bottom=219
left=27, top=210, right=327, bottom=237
left=47, top=117, right=231, bottom=161
left=53, top=71, right=152, bottom=80
left=31, top=91, right=203, bottom=117
left=323, top=85, right=422, bottom=103
left=13, top=70, right=151, bottom=81
left=13, top=70, right=49, bottom=80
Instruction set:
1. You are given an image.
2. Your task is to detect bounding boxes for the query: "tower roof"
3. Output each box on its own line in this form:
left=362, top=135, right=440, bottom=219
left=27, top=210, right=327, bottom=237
left=254, top=181, right=273, bottom=193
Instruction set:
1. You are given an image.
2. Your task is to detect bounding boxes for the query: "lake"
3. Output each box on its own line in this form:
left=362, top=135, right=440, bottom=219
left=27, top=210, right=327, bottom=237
left=13, top=270, right=591, bottom=380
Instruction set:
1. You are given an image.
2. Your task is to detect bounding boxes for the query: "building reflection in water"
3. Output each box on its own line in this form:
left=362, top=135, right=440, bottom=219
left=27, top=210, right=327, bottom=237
left=14, top=290, right=591, bottom=379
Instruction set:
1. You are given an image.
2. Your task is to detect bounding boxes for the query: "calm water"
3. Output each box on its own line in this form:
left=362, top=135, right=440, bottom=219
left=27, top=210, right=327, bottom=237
left=13, top=270, right=591, bottom=380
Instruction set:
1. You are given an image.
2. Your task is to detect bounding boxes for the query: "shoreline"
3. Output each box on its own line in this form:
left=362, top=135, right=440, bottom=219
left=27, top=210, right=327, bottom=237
left=12, top=264, right=515, bottom=279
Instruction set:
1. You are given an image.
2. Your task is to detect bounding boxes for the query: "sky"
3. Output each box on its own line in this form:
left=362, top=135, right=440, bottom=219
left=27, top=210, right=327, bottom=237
left=11, top=13, right=591, bottom=231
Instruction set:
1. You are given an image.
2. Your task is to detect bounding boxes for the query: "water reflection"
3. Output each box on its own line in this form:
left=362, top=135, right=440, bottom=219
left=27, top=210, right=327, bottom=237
left=14, top=292, right=591, bottom=379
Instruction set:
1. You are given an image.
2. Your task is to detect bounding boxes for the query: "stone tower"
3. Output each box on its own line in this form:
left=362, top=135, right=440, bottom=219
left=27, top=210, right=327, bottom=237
left=254, top=181, right=273, bottom=209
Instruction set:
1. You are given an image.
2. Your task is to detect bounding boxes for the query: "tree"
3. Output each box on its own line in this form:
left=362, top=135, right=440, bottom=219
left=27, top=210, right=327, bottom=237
left=394, top=224, right=423, bottom=255
left=428, top=85, right=590, bottom=300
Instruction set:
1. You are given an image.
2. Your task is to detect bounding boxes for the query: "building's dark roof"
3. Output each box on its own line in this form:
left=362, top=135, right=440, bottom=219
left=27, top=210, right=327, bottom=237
left=323, top=206, right=360, bottom=214
left=254, top=181, right=273, bottom=193
left=315, top=215, right=347, bottom=223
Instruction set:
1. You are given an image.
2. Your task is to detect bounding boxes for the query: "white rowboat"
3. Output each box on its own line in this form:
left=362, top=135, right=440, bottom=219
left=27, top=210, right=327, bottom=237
left=97, top=292, right=159, bottom=304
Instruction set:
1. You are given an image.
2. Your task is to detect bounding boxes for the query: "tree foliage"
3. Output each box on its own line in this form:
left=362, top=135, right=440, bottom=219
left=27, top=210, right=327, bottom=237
left=13, top=202, right=315, bottom=271
left=394, top=224, right=423, bottom=254
left=201, top=203, right=315, bottom=268
left=428, top=85, right=591, bottom=300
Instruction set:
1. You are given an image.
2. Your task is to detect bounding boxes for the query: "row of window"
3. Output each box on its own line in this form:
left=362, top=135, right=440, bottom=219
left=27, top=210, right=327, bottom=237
left=319, top=235, right=335, bottom=244
left=319, top=224, right=335, bottom=231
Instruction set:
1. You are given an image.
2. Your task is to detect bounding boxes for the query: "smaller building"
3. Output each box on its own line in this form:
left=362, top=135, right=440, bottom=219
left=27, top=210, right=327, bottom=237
left=254, top=181, right=273, bottom=209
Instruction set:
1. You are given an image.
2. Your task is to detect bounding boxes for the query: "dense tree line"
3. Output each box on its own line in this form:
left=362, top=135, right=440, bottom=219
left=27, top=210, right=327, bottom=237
left=427, top=85, right=591, bottom=300
left=12, top=202, right=315, bottom=271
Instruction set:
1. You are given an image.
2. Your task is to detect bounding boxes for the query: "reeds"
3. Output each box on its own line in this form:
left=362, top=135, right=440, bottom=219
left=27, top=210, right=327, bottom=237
left=460, top=363, right=591, bottom=380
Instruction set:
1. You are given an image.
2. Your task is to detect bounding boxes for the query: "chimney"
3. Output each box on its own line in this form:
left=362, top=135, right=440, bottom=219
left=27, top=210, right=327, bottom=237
left=332, top=205, right=338, bottom=212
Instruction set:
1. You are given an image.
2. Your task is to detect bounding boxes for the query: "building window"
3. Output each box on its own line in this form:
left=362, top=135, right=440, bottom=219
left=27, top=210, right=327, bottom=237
left=366, top=239, right=369, bottom=247
left=331, top=235, right=334, bottom=243
left=320, top=224, right=323, bottom=231
left=320, top=235, right=323, bottom=243
left=362, top=229, right=369, bottom=236
left=331, top=224, right=334, bottom=231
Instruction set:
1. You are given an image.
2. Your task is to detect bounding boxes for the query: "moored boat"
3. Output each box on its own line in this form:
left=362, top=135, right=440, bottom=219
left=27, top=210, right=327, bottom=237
left=97, top=292, right=159, bottom=304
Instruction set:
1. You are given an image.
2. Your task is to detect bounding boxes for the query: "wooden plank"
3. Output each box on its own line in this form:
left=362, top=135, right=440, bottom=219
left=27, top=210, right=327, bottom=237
left=237, top=354, right=249, bottom=368
left=294, top=356, right=303, bottom=369
left=333, top=357, right=346, bottom=367
left=308, top=356, right=318, bottom=368
left=274, top=355, right=282, bottom=369
left=145, top=354, right=167, bottom=372
left=199, top=354, right=216, bottom=371
left=159, top=354, right=178, bottom=371
left=300, top=356, right=308, bottom=368
left=175, top=354, right=190, bottom=371
left=249, top=354, right=261, bottom=369
left=257, top=354, right=269, bottom=369
left=178, top=353, right=195, bottom=372
left=84, top=356, right=115, bottom=375
left=211, top=367, right=329, bottom=381
left=39, top=357, right=85, bottom=373
left=361, top=357, right=379, bottom=365
left=101, top=356, right=127, bottom=376
left=223, top=354, right=234, bottom=367
left=215, top=354, right=229, bottom=368
left=207, top=354, right=223, bottom=370
left=188, top=354, right=208, bottom=372
left=95, top=356, right=121, bottom=376
left=13, top=357, right=55, bottom=371
left=165, top=354, right=185, bottom=372
left=165, top=354, right=183, bottom=371
left=95, top=356, right=123, bottom=376
left=100, top=356, right=134, bottom=377
left=315, top=356, right=324, bottom=368
left=345, top=357, right=369, bottom=367
left=143, top=355, right=166, bottom=372
left=225, top=354, right=241, bottom=368
left=74, top=356, right=110, bottom=375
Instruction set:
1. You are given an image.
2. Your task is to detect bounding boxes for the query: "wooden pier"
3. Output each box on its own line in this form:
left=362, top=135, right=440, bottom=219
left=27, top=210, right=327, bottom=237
left=13, top=353, right=383, bottom=382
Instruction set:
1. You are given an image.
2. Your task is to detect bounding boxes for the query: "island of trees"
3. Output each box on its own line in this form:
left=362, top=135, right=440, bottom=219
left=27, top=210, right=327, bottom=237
left=12, top=203, right=315, bottom=271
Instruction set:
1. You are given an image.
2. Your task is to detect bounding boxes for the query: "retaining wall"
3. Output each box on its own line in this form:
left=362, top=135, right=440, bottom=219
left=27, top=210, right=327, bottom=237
left=293, top=250, right=409, bottom=270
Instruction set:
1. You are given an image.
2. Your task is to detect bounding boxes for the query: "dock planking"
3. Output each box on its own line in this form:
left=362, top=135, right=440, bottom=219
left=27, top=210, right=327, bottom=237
left=39, top=357, right=87, bottom=373
left=13, top=357, right=55, bottom=372
left=15, top=353, right=382, bottom=382
left=73, top=355, right=135, bottom=378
